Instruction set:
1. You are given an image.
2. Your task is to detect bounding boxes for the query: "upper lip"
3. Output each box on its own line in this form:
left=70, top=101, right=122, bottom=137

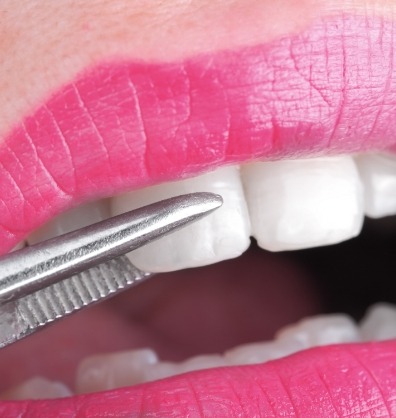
left=1, top=14, right=396, bottom=253
left=1, top=12, right=396, bottom=415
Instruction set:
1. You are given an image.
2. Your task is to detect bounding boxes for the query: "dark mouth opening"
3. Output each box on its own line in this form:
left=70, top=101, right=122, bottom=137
left=293, top=216, right=396, bottom=320
left=1, top=214, right=395, bottom=398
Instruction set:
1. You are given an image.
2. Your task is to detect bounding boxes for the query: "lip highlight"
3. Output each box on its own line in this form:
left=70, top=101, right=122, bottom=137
left=1, top=15, right=396, bottom=252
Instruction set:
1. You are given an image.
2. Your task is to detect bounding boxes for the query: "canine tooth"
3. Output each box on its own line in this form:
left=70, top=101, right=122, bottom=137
left=360, top=303, right=396, bottom=341
left=110, top=166, right=250, bottom=272
left=355, top=153, right=396, bottom=218
left=242, top=156, right=364, bottom=251
left=28, top=199, right=110, bottom=244
left=0, top=377, right=72, bottom=400
left=76, top=348, right=158, bottom=394
left=276, top=314, right=360, bottom=348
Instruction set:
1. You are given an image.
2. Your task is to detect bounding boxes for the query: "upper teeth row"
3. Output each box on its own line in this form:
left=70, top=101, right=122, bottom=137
left=27, top=153, right=396, bottom=272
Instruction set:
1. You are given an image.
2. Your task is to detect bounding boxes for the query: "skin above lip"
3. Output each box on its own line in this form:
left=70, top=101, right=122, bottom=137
left=1, top=14, right=396, bottom=253
left=1, top=342, right=396, bottom=416
left=1, top=12, right=396, bottom=416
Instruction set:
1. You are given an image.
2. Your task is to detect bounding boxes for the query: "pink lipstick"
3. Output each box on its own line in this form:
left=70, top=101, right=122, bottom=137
left=1, top=15, right=396, bottom=252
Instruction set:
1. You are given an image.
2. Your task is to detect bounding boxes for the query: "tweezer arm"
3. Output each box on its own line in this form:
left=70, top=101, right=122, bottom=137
left=0, top=255, right=151, bottom=348
left=0, top=193, right=222, bottom=304
left=0, top=193, right=223, bottom=349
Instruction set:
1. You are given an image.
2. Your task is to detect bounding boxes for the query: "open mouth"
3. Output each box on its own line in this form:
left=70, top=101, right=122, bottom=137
left=1, top=11, right=396, bottom=416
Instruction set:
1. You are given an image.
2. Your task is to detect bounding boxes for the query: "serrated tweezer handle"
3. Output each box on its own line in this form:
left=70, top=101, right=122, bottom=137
left=0, top=192, right=223, bottom=349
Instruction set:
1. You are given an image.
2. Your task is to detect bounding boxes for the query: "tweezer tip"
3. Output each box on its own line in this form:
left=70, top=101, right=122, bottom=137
left=191, top=192, right=223, bottom=210
left=178, top=192, right=223, bottom=219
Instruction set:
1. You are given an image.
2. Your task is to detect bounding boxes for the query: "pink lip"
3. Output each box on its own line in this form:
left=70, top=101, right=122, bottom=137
left=1, top=13, right=396, bottom=414
left=1, top=14, right=396, bottom=252
left=1, top=342, right=396, bottom=416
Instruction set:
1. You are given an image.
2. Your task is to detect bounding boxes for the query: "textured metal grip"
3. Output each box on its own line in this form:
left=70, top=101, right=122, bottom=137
left=0, top=256, right=152, bottom=348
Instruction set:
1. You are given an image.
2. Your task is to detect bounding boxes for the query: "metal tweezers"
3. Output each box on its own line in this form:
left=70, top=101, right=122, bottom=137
left=0, top=192, right=222, bottom=349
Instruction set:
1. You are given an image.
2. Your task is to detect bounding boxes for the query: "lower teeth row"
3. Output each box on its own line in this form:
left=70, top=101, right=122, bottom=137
left=2, top=302, right=395, bottom=401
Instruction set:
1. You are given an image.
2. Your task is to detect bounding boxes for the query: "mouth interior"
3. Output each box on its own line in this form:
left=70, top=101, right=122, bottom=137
left=1, top=214, right=396, bottom=399
left=290, top=216, right=396, bottom=319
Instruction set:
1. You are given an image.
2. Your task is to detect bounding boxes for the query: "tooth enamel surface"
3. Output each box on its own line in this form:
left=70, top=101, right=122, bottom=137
left=76, top=348, right=158, bottom=394
left=355, top=153, right=396, bottom=218
left=0, top=377, right=72, bottom=400
left=76, top=350, right=229, bottom=394
left=225, top=314, right=360, bottom=366
left=110, top=166, right=251, bottom=272
left=177, top=354, right=228, bottom=374
left=360, top=303, right=396, bottom=341
left=27, top=199, right=110, bottom=244
left=276, top=314, right=361, bottom=348
left=225, top=341, right=292, bottom=366
left=135, top=355, right=228, bottom=386
left=241, top=156, right=364, bottom=251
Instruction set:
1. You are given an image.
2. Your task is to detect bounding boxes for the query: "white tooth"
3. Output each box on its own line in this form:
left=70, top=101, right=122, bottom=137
left=225, top=341, right=296, bottom=365
left=226, top=314, right=360, bottom=366
left=0, top=377, right=72, bottom=400
left=360, top=303, right=396, bottom=341
left=76, top=349, right=229, bottom=394
left=276, top=314, right=360, bottom=348
left=27, top=199, right=110, bottom=244
left=355, top=153, right=396, bottom=218
left=140, top=361, right=178, bottom=383
left=242, top=156, right=364, bottom=251
left=138, top=355, right=228, bottom=384
left=177, top=354, right=228, bottom=374
left=76, top=348, right=158, bottom=394
left=110, top=166, right=251, bottom=272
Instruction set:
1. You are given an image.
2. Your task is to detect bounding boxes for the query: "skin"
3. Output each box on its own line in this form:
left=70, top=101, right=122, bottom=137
left=0, top=0, right=395, bottom=402
left=0, top=0, right=395, bottom=139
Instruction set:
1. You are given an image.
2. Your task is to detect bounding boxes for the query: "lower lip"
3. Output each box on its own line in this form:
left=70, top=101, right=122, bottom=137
left=1, top=341, right=395, bottom=415
left=1, top=14, right=396, bottom=252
